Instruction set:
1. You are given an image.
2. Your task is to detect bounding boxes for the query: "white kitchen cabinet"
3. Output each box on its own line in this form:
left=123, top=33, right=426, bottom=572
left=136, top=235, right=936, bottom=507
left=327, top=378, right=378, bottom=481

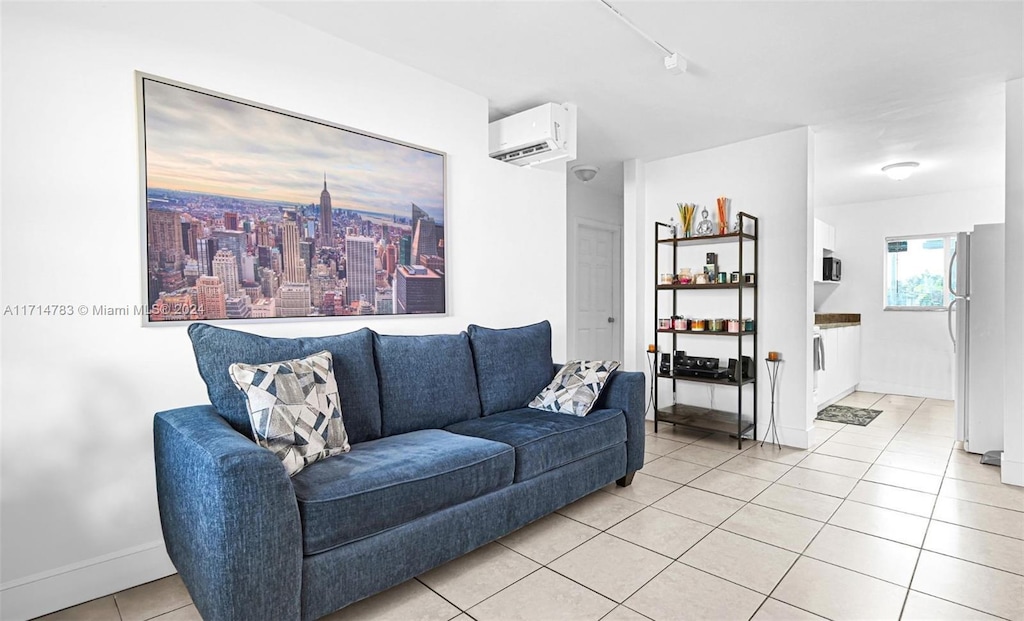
left=813, top=218, right=836, bottom=283
left=815, top=324, right=861, bottom=410
left=813, top=219, right=825, bottom=282
left=839, top=325, right=861, bottom=394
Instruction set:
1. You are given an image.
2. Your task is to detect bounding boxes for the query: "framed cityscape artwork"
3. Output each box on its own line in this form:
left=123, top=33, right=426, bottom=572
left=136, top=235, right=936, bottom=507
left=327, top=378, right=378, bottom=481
left=136, top=73, right=447, bottom=324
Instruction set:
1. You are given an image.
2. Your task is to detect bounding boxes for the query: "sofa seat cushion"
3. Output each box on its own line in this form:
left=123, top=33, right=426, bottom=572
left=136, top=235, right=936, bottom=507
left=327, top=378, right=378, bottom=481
left=444, top=408, right=626, bottom=483
left=291, top=429, right=514, bottom=555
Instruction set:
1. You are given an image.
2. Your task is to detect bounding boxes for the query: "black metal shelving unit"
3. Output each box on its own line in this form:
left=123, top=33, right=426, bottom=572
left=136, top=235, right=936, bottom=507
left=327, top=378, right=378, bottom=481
left=653, top=213, right=759, bottom=449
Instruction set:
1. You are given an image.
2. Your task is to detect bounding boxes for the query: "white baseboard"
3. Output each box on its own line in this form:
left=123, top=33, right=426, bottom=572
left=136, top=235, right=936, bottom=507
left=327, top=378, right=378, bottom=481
left=857, top=380, right=952, bottom=401
left=775, top=425, right=810, bottom=450
left=815, top=387, right=856, bottom=412
left=1002, top=454, right=1024, bottom=487
left=0, top=540, right=175, bottom=621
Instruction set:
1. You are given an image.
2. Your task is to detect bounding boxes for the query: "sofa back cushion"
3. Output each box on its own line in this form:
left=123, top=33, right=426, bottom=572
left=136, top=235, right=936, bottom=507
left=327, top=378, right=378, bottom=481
left=374, top=332, right=482, bottom=436
left=467, top=321, right=554, bottom=415
left=188, top=324, right=381, bottom=444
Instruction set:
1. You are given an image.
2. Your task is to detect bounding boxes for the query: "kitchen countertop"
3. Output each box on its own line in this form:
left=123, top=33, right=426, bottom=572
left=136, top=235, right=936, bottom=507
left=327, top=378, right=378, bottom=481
left=814, top=313, right=861, bottom=328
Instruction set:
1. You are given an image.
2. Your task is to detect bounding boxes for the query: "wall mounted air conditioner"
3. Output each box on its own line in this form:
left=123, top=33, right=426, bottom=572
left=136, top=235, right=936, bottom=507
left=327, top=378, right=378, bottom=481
left=488, top=102, right=577, bottom=167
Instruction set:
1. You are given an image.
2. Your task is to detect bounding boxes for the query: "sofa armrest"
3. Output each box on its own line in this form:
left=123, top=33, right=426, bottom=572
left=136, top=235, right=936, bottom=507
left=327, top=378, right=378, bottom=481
left=154, top=405, right=302, bottom=621
left=594, top=371, right=646, bottom=474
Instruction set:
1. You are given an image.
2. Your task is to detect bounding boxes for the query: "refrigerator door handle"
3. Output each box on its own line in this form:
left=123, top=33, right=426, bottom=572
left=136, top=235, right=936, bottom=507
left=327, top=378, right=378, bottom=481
left=947, top=298, right=958, bottom=352
left=948, top=248, right=958, bottom=297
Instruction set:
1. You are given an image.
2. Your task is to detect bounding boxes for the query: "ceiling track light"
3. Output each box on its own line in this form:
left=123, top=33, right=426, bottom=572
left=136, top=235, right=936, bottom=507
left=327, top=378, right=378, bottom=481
left=597, top=0, right=687, bottom=75
left=881, top=161, right=920, bottom=181
left=572, top=165, right=599, bottom=183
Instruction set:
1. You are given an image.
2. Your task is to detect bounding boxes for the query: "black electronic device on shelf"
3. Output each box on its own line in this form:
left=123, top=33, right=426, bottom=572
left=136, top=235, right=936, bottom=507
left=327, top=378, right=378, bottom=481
left=659, top=353, right=672, bottom=375
left=680, top=355, right=719, bottom=370
left=728, top=356, right=755, bottom=381
left=676, top=367, right=730, bottom=379
left=671, top=351, right=687, bottom=375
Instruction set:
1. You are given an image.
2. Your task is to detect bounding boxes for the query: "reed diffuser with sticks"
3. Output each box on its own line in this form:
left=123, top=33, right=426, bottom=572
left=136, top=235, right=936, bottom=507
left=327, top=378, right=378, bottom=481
left=677, top=203, right=696, bottom=238
left=716, top=197, right=731, bottom=235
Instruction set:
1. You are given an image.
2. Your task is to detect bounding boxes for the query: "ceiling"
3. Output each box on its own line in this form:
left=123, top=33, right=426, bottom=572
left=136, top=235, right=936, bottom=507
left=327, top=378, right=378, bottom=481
left=265, top=1, right=1022, bottom=205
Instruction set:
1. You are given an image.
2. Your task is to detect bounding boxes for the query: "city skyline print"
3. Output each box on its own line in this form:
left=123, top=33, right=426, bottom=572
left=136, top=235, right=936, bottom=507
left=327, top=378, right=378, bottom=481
left=138, top=74, right=447, bottom=324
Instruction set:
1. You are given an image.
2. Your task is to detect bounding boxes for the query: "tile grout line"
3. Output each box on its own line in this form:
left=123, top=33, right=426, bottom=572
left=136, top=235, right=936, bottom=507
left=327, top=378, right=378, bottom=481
left=542, top=437, right=779, bottom=619
left=790, top=394, right=1019, bottom=618
left=441, top=561, right=547, bottom=618
left=900, top=401, right=954, bottom=620
left=479, top=500, right=705, bottom=616
left=142, top=603, right=196, bottom=621
left=857, top=396, right=1024, bottom=618
left=561, top=481, right=730, bottom=611
left=928, top=514, right=1024, bottom=541
left=745, top=419, right=848, bottom=620
left=763, top=394, right=916, bottom=618
left=914, top=548, right=1024, bottom=577
left=664, top=432, right=821, bottom=619
left=413, top=574, right=482, bottom=618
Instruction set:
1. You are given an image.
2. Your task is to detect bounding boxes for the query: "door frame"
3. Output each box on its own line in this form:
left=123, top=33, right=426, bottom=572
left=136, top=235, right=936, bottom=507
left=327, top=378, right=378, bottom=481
left=567, top=216, right=624, bottom=361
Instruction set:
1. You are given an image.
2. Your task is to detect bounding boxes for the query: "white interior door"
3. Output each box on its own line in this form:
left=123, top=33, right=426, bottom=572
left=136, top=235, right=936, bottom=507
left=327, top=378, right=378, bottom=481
left=572, top=221, right=622, bottom=361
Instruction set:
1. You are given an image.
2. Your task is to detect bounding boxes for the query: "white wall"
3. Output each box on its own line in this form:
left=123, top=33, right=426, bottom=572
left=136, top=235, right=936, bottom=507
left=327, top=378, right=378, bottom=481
left=628, top=128, right=815, bottom=448
left=0, top=3, right=567, bottom=618
left=568, top=180, right=623, bottom=229
left=623, top=161, right=647, bottom=375
left=817, top=188, right=1004, bottom=399
left=1004, top=78, right=1023, bottom=486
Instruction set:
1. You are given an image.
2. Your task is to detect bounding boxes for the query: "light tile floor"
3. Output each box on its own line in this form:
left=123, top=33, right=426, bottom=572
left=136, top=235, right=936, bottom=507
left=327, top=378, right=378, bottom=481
left=39, top=392, right=1024, bottom=621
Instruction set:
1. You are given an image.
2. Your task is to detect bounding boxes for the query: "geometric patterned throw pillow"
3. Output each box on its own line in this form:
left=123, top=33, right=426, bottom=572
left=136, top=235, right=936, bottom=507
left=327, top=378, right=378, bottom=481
left=228, top=350, right=350, bottom=476
left=529, top=360, right=621, bottom=417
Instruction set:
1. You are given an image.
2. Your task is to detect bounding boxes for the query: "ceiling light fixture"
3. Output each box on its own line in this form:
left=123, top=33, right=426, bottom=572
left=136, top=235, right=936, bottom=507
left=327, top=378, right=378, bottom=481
left=881, top=161, right=920, bottom=181
left=572, top=165, right=599, bottom=183
left=597, top=0, right=687, bottom=75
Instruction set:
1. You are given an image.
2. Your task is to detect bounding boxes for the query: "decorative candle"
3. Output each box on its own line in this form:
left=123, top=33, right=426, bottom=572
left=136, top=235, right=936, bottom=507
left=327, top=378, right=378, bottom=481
left=768, top=351, right=781, bottom=361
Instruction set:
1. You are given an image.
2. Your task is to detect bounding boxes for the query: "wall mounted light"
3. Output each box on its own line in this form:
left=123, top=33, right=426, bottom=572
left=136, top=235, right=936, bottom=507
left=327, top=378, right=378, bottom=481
left=572, top=165, right=599, bottom=183
left=881, top=161, right=920, bottom=181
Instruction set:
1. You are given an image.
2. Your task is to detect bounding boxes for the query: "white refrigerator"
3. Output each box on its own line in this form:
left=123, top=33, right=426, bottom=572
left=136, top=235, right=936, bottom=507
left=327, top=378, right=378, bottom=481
left=949, top=223, right=1005, bottom=456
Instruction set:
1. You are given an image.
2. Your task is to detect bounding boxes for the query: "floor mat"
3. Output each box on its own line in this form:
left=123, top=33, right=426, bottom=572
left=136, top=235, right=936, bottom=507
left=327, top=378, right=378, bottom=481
left=815, top=404, right=882, bottom=426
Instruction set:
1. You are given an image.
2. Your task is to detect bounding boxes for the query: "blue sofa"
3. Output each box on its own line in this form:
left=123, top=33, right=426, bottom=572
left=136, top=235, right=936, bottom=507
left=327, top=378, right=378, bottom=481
left=154, top=321, right=645, bottom=621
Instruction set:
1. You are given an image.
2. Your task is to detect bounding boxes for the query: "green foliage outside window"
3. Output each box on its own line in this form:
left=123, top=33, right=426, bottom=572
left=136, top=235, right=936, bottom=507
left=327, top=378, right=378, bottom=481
left=886, top=271, right=944, bottom=307
left=884, top=235, right=954, bottom=310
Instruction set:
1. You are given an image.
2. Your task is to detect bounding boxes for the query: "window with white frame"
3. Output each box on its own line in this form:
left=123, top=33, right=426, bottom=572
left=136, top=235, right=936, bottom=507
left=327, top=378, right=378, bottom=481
left=883, top=234, right=956, bottom=310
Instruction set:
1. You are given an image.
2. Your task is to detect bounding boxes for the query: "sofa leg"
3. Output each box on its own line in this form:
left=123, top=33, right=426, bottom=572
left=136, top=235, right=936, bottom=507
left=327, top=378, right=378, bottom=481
left=616, top=471, right=635, bottom=487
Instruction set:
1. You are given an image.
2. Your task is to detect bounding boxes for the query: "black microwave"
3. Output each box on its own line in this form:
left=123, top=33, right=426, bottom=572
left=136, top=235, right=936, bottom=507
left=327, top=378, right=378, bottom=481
left=823, top=257, right=841, bottom=281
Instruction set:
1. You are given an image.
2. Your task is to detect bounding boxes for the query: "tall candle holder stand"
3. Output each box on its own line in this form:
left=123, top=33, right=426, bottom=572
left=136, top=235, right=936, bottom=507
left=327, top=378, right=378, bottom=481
left=762, top=358, right=782, bottom=448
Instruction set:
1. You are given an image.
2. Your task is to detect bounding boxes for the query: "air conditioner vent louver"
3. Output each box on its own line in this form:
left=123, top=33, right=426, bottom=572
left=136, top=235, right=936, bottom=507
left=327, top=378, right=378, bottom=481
left=495, top=142, right=552, bottom=163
